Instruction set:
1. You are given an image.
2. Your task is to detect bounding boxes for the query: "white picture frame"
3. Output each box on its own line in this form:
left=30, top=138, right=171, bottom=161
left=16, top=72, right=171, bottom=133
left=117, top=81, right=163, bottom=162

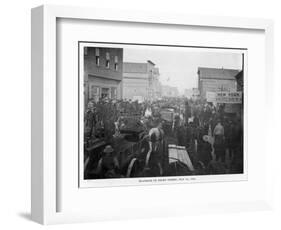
left=31, top=4, right=274, bottom=225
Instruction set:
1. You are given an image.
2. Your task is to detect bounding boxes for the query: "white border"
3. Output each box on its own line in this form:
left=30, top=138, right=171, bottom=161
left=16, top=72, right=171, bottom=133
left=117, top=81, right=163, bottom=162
left=78, top=42, right=248, bottom=188
left=31, top=4, right=274, bottom=225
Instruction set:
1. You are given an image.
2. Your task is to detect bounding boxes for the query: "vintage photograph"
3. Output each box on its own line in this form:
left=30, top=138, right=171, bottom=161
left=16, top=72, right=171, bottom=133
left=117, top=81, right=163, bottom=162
left=80, top=43, right=245, bottom=184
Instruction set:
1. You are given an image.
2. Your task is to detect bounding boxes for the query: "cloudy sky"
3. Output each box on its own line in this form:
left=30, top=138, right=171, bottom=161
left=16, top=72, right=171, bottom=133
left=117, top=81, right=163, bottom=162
left=123, top=46, right=243, bottom=94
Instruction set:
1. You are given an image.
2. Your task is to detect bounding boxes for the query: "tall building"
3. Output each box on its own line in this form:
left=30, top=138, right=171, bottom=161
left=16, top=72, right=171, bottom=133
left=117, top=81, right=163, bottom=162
left=198, top=67, right=241, bottom=99
left=123, top=60, right=161, bottom=101
left=84, top=47, right=123, bottom=105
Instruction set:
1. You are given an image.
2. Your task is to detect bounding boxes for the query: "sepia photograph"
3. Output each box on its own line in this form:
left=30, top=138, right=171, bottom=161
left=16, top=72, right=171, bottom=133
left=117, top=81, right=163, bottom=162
left=79, top=42, right=245, bottom=186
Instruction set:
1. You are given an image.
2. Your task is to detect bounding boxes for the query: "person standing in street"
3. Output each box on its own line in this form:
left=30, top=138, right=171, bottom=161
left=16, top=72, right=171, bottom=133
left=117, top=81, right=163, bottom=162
left=213, top=119, right=226, bottom=163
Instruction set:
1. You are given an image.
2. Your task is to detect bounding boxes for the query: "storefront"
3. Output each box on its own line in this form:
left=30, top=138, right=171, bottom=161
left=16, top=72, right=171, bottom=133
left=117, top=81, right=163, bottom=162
left=88, top=75, right=121, bottom=102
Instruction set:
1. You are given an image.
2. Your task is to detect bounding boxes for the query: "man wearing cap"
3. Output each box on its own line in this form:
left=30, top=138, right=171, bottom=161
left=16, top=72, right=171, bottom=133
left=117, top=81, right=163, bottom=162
left=95, top=145, right=120, bottom=178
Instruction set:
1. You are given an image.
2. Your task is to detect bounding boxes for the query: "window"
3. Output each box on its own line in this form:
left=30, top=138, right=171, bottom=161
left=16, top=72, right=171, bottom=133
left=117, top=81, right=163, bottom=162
left=106, top=60, right=110, bottom=69
left=106, top=52, right=110, bottom=69
left=95, top=48, right=100, bottom=66
left=106, top=52, right=110, bottom=59
left=90, top=85, right=100, bottom=102
left=95, top=48, right=100, bottom=56
left=114, top=56, right=118, bottom=70
left=95, top=56, right=100, bottom=66
left=84, top=47, right=88, bottom=55
left=111, top=87, right=117, bottom=99
left=101, top=88, right=110, bottom=99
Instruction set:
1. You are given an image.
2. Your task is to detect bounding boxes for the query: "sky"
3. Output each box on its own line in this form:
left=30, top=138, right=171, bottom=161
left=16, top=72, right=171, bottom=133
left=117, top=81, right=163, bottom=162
left=123, top=46, right=243, bottom=94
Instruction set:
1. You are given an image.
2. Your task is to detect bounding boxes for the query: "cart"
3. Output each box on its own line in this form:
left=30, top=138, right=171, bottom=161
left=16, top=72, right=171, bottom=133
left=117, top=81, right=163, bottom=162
left=84, top=115, right=151, bottom=179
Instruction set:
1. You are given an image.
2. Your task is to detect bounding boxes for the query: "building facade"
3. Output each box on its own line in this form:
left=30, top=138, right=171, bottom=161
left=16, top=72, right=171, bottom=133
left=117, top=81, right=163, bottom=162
left=123, top=61, right=161, bottom=102
left=198, top=67, right=241, bottom=99
left=84, top=47, right=123, bottom=105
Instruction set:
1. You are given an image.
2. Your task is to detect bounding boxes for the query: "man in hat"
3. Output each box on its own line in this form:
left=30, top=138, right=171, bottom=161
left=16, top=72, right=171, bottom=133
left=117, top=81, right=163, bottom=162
left=95, top=145, right=120, bottom=178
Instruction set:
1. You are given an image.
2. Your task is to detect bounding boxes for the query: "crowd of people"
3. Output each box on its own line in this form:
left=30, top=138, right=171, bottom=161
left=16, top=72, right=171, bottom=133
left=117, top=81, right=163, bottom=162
left=177, top=99, right=244, bottom=174
left=84, top=99, right=151, bottom=143
left=84, top=96, right=244, bottom=177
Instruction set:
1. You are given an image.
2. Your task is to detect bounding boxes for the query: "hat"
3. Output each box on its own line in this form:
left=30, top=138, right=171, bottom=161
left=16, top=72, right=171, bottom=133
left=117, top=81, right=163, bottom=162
left=103, top=145, right=114, bottom=154
left=203, top=135, right=209, bottom=142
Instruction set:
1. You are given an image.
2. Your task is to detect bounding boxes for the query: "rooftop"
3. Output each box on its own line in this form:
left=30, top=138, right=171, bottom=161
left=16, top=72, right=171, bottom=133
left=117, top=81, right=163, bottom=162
left=198, top=67, right=241, bottom=80
left=123, top=60, right=157, bottom=73
left=123, top=62, right=148, bottom=73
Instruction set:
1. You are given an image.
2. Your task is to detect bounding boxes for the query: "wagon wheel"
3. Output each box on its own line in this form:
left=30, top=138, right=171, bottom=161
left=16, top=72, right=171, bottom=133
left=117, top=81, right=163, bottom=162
left=126, top=158, right=140, bottom=177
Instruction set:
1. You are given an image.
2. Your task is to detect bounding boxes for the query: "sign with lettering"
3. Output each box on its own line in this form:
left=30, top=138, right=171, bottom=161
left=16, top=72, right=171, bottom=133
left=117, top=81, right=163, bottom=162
left=206, top=91, right=242, bottom=104
left=206, top=92, right=217, bottom=102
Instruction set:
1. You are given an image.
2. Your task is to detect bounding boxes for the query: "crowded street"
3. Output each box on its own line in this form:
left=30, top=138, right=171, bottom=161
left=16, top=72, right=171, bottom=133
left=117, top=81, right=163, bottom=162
left=83, top=97, right=243, bottom=179
left=82, top=46, right=244, bottom=180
